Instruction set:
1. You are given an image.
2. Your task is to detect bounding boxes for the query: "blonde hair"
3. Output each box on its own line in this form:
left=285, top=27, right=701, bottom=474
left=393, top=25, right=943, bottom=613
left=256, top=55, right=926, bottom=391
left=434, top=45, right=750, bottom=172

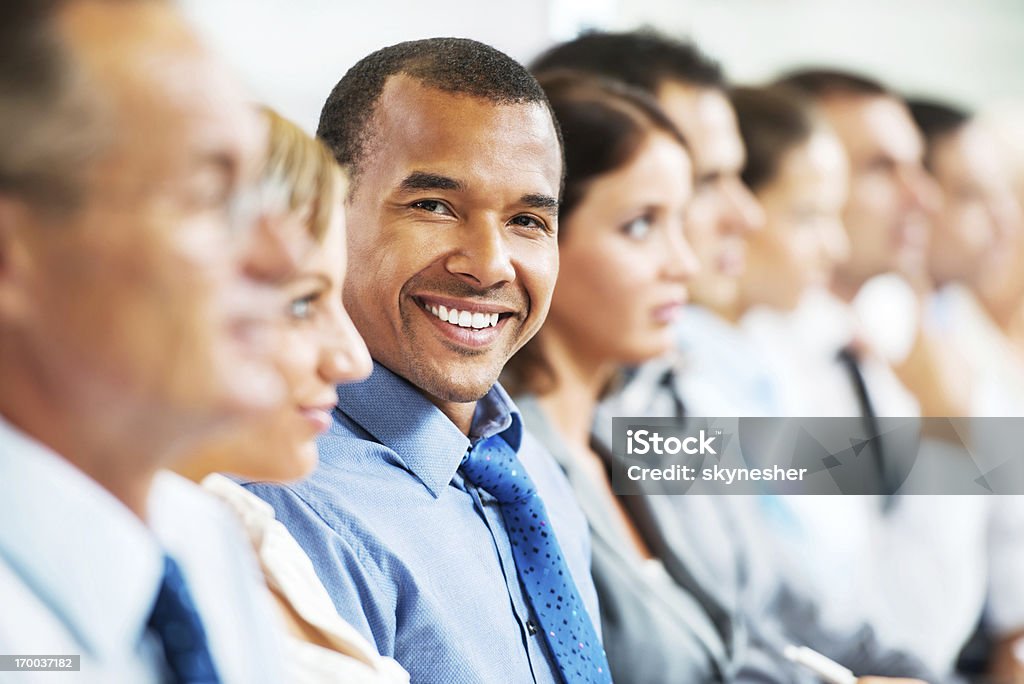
left=259, top=105, right=346, bottom=242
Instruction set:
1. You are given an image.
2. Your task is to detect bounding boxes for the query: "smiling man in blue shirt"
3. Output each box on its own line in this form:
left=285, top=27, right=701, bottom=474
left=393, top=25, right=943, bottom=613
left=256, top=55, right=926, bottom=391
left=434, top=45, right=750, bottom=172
left=244, top=39, right=611, bottom=684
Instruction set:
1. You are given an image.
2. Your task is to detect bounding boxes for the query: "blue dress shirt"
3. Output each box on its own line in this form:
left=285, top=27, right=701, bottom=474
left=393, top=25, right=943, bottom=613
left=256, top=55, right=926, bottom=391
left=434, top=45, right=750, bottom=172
left=244, top=363, right=599, bottom=684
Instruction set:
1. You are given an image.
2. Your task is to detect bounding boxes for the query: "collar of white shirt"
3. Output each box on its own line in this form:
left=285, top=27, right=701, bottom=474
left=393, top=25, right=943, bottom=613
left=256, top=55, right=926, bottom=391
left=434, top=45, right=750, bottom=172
left=0, top=413, right=163, bottom=661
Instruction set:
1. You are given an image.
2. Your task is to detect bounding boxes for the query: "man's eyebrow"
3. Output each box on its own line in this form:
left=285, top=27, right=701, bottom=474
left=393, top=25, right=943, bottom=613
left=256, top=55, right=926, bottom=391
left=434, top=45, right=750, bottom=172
left=520, top=193, right=560, bottom=211
left=398, top=172, right=464, bottom=193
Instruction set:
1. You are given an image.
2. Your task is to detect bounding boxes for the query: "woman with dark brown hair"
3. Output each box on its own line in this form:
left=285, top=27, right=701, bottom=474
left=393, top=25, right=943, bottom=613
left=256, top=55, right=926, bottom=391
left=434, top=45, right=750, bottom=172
left=731, top=85, right=850, bottom=317
left=501, top=73, right=735, bottom=683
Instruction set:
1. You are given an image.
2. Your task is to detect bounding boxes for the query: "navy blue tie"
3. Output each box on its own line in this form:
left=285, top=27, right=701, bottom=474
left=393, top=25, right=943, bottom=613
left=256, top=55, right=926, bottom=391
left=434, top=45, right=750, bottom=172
left=147, top=555, right=221, bottom=684
left=460, top=434, right=613, bottom=684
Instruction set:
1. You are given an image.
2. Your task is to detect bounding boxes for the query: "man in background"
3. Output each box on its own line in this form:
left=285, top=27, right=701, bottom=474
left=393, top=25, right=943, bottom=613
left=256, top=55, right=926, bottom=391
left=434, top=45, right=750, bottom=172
left=777, top=69, right=1024, bottom=679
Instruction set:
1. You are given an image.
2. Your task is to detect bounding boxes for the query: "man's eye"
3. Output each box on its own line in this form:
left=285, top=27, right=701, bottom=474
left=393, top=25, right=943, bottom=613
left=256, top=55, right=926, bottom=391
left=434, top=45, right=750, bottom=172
left=411, top=199, right=454, bottom=216
left=509, top=214, right=548, bottom=232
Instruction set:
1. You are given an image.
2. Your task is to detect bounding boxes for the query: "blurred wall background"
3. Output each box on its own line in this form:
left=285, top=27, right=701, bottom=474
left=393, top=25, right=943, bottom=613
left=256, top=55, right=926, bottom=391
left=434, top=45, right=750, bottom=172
left=181, top=0, right=1024, bottom=132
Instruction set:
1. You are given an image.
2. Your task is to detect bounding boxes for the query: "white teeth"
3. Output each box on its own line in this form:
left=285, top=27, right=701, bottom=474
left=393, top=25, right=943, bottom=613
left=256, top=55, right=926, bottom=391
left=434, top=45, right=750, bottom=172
left=423, top=302, right=502, bottom=329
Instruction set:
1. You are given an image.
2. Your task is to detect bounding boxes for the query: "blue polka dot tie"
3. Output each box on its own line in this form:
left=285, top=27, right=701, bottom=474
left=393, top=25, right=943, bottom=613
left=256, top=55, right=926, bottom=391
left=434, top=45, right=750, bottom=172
left=147, top=555, right=221, bottom=684
left=460, top=434, right=612, bottom=684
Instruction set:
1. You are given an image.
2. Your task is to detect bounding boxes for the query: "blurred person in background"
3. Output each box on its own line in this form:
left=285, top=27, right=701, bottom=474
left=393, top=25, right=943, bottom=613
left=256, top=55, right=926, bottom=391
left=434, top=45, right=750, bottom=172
left=776, top=69, right=942, bottom=418
left=244, top=38, right=611, bottom=684
left=174, top=107, right=409, bottom=684
left=532, top=29, right=768, bottom=418
left=977, top=105, right=1024, bottom=354
left=730, top=85, right=852, bottom=415
left=503, top=70, right=930, bottom=684
left=722, top=82, right=973, bottom=679
left=908, top=99, right=1024, bottom=683
left=909, top=99, right=1024, bottom=415
left=775, top=69, right=1024, bottom=681
left=723, top=85, right=882, bottom=652
left=0, top=0, right=298, bottom=680
left=503, top=73, right=718, bottom=683
left=732, top=86, right=851, bottom=317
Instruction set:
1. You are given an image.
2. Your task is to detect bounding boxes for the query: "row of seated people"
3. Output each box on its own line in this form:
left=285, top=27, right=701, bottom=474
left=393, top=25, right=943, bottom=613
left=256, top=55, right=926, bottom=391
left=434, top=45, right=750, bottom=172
left=2, top=1, right=1023, bottom=682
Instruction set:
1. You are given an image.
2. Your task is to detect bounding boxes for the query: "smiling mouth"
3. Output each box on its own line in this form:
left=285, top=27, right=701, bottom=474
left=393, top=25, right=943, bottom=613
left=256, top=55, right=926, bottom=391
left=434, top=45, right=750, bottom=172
left=415, top=298, right=509, bottom=330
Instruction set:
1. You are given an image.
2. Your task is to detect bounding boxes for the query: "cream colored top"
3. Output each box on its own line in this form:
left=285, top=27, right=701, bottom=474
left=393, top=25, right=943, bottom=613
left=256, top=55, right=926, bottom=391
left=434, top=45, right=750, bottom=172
left=202, top=474, right=410, bottom=684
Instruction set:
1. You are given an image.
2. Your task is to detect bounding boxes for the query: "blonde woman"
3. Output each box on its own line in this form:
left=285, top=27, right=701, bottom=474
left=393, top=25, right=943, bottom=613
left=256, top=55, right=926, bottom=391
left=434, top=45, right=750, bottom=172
left=176, top=108, right=408, bottom=684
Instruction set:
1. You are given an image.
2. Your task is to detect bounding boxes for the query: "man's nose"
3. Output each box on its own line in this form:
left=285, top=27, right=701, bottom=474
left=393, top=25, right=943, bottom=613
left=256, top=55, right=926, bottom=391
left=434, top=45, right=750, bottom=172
left=445, top=220, right=516, bottom=289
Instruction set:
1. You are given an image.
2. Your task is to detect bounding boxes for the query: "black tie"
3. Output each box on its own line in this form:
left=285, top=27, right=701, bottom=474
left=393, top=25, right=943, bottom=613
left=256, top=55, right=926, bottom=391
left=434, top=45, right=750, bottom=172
left=147, top=555, right=221, bottom=684
left=837, top=345, right=897, bottom=503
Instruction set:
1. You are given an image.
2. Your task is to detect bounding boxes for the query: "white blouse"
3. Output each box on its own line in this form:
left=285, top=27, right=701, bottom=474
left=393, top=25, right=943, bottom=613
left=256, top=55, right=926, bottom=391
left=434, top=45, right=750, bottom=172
left=202, top=474, right=410, bottom=684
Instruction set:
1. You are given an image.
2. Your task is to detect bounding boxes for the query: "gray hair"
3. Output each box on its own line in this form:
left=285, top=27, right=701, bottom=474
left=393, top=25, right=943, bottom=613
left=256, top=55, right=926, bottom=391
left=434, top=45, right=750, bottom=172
left=0, top=1, right=111, bottom=212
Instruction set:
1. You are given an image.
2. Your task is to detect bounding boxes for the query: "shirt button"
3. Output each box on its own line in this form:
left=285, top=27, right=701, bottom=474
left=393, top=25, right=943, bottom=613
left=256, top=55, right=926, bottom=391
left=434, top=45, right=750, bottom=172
left=526, top=619, right=539, bottom=636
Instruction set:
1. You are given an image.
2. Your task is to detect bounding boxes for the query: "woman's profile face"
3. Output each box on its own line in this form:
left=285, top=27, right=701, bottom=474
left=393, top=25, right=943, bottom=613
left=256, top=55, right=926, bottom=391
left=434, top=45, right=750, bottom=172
left=744, top=131, right=850, bottom=311
left=219, top=206, right=372, bottom=481
left=546, top=131, right=698, bottom=366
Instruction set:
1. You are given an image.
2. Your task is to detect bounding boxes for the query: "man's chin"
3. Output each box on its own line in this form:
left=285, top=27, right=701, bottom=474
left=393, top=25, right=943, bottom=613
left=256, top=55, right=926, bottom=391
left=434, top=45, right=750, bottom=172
left=422, top=378, right=496, bottom=405
left=408, top=359, right=502, bottom=405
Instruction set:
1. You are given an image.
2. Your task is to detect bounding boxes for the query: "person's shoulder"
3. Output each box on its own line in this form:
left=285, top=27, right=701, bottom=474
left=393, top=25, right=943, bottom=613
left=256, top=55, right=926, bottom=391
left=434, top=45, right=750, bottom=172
left=149, top=471, right=260, bottom=566
left=239, top=473, right=398, bottom=560
left=314, top=412, right=405, bottom=474
left=151, top=470, right=238, bottom=529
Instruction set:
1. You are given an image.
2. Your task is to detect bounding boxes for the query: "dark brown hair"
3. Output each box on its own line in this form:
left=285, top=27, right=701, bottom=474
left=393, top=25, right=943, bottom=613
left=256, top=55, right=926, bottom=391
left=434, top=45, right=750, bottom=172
left=531, top=29, right=725, bottom=94
left=502, top=72, right=689, bottom=396
left=906, top=98, right=971, bottom=172
left=776, top=68, right=890, bottom=100
left=730, top=85, right=821, bottom=192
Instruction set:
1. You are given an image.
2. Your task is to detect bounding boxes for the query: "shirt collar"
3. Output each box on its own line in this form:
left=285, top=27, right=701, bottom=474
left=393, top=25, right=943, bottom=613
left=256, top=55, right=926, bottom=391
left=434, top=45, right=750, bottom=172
left=334, top=362, right=523, bottom=497
left=0, top=414, right=164, bottom=661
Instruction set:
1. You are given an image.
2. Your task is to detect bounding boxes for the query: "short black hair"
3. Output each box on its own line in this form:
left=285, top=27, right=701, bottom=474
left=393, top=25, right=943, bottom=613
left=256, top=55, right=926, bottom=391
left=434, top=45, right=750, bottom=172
left=530, top=29, right=725, bottom=95
left=776, top=68, right=890, bottom=100
left=907, top=98, right=971, bottom=172
left=316, top=37, right=554, bottom=184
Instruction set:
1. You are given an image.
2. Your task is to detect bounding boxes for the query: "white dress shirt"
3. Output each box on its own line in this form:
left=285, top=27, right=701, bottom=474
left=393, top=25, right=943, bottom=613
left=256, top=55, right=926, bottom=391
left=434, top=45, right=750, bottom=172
left=928, top=283, right=1024, bottom=416
left=0, top=414, right=285, bottom=683
left=742, top=286, right=1024, bottom=674
left=743, top=286, right=920, bottom=418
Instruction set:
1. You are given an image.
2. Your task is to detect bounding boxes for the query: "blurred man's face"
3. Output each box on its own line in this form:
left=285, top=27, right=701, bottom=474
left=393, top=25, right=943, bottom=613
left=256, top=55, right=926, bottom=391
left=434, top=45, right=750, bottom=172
left=657, top=81, right=764, bottom=313
left=818, top=94, right=936, bottom=291
left=1, top=1, right=289, bottom=455
left=344, top=76, right=561, bottom=414
left=927, top=122, right=1022, bottom=287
